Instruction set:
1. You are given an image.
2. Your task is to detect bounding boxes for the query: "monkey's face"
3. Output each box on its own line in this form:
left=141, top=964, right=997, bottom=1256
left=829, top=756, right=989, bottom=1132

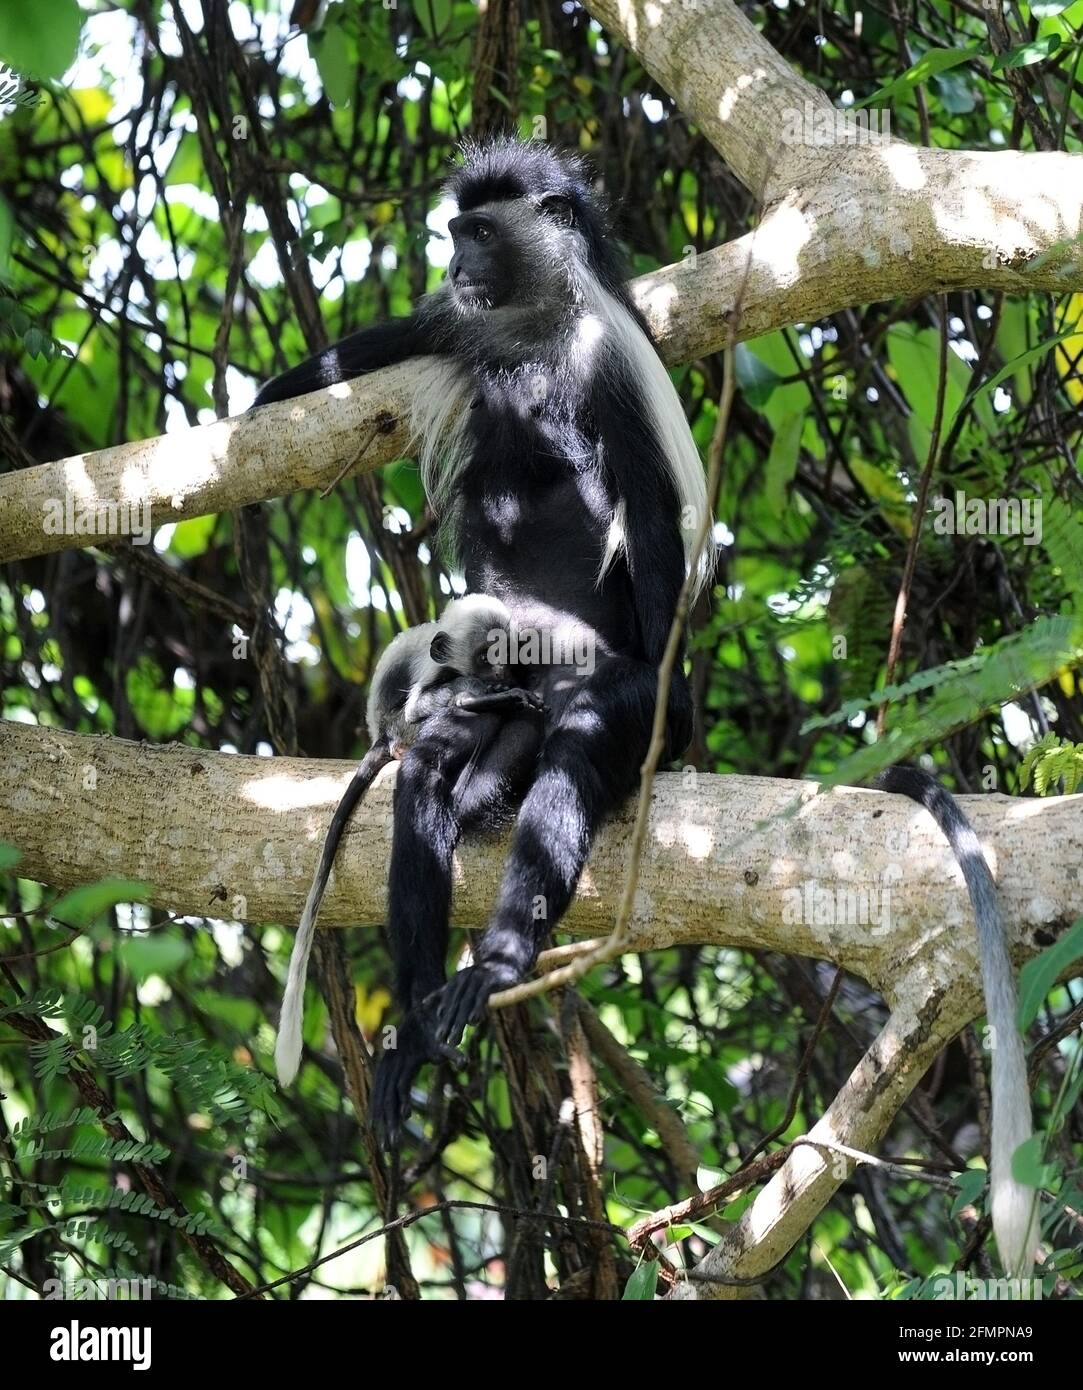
left=447, top=211, right=515, bottom=310
left=447, top=197, right=580, bottom=315
left=462, top=622, right=511, bottom=682
left=429, top=616, right=510, bottom=682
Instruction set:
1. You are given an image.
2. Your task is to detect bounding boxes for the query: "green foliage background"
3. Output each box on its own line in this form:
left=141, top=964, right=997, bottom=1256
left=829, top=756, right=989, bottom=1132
left=0, top=0, right=1081, bottom=1300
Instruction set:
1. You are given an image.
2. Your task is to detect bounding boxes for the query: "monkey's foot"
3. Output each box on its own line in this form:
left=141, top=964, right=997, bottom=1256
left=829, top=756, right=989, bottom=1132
left=370, top=1014, right=464, bottom=1148
left=432, top=964, right=516, bottom=1048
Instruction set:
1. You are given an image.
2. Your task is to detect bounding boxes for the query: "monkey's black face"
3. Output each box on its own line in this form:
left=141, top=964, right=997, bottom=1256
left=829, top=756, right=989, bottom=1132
left=446, top=197, right=578, bottom=315
left=447, top=213, right=516, bottom=310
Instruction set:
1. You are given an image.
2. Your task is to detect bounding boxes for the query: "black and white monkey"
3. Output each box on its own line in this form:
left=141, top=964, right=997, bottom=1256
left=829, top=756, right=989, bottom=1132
left=257, top=139, right=1035, bottom=1276
left=275, top=592, right=544, bottom=1087
left=258, top=137, right=705, bottom=1138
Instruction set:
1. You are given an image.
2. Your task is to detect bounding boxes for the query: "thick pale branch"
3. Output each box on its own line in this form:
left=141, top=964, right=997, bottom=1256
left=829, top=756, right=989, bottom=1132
left=2, top=176, right=1079, bottom=570
left=4, top=721, right=1079, bottom=1282
left=0, top=0, right=1079, bottom=567
left=1, top=720, right=1079, bottom=995
left=585, top=0, right=826, bottom=191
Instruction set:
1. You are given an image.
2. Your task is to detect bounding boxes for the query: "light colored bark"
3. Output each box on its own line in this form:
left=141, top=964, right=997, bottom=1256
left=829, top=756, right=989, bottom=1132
left=669, top=1005, right=952, bottom=1299
left=588, top=0, right=1082, bottom=358
left=2, top=1, right=1079, bottom=566
left=3, top=718, right=1080, bottom=1289
left=2, top=719, right=1079, bottom=977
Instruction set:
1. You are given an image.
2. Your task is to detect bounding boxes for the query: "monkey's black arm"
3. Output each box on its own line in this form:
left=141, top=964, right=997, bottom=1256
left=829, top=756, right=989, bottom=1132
left=453, top=688, right=546, bottom=716
left=254, top=316, right=435, bottom=408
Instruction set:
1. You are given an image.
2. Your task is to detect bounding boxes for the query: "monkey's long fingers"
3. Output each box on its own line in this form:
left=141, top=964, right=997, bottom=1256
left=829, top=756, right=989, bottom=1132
left=434, top=969, right=491, bottom=1048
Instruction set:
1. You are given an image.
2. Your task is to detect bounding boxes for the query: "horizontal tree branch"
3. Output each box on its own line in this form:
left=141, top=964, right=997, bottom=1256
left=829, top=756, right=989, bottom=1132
left=3, top=4, right=1080, bottom=571
left=2, top=720, right=1079, bottom=1003
left=4, top=721, right=1079, bottom=1286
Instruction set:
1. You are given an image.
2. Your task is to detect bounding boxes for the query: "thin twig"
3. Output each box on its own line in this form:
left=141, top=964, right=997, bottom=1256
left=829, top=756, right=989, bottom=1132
left=876, top=297, right=950, bottom=737
left=320, top=420, right=381, bottom=497
left=237, top=1198, right=623, bottom=1299
left=741, top=968, right=843, bottom=1166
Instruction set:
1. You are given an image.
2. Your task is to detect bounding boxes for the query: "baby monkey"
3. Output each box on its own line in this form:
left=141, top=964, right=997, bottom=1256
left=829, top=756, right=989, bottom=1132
left=275, top=594, right=542, bottom=1085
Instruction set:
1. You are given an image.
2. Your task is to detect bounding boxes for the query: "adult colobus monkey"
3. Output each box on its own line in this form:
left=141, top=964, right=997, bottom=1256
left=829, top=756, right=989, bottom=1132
left=256, top=139, right=1034, bottom=1276
left=258, top=137, right=703, bottom=1137
left=275, top=593, right=543, bottom=1088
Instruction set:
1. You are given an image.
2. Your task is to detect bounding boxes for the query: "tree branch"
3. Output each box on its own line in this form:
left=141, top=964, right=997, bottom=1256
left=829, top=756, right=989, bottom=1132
left=1, top=719, right=1078, bottom=983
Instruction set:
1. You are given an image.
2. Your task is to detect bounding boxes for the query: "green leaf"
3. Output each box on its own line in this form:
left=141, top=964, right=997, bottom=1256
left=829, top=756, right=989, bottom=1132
left=0, top=197, right=12, bottom=280
left=51, top=879, right=150, bottom=929
left=734, top=343, right=781, bottom=409
left=0, top=841, right=20, bottom=872
left=117, top=932, right=191, bottom=982
left=622, top=1259, right=660, bottom=1300
left=992, top=35, right=1061, bottom=71
left=763, top=412, right=802, bottom=513
left=962, top=326, right=1076, bottom=412
left=0, top=0, right=83, bottom=80
left=1011, top=1133, right=1057, bottom=1189
left=886, top=324, right=973, bottom=460
left=310, top=18, right=355, bottom=108
left=951, top=1167, right=987, bottom=1217
left=1018, top=918, right=1083, bottom=1030
left=167, top=514, right=218, bottom=560
left=855, top=46, right=980, bottom=108
left=23, top=326, right=47, bottom=358
left=932, top=71, right=976, bottom=115
left=126, top=656, right=192, bottom=738
left=412, top=0, right=452, bottom=38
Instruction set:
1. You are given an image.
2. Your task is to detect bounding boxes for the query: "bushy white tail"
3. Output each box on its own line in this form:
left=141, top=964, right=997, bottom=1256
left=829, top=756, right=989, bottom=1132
left=274, top=876, right=323, bottom=1087
left=875, top=766, right=1039, bottom=1276
left=985, top=936, right=1040, bottom=1278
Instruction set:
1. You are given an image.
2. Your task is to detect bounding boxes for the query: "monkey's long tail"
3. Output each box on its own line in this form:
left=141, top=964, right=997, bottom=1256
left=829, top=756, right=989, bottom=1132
left=875, top=766, right=1037, bottom=1277
left=275, top=743, right=392, bottom=1087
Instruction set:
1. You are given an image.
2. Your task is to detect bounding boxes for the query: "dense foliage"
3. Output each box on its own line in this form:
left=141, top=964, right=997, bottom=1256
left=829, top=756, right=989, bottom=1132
left=0, top=0, right=1080, bottom=1300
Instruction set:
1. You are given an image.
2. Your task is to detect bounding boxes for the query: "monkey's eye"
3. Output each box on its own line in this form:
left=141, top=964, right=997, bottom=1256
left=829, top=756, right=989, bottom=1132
left=474, top=224, right=492, bottom=243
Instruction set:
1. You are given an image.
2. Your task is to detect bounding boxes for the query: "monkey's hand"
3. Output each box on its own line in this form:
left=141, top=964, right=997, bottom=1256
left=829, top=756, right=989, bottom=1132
left=432, top=963, right=518, bottom=1048
left=370, top=1012, right=464, bottom=1147
left=452, top=688, right=547, bottom=717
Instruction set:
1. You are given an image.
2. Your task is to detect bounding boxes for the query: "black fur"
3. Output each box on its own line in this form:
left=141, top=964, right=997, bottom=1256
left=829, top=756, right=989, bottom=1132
left=257, top=138, right=696, bottom=1144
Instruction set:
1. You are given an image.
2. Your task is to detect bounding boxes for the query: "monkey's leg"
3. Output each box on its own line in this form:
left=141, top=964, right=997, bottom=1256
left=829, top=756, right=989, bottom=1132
left=433, top=658, right=682, bottom=1046
left=453, top=714, right=544, bottom=833
left=371, top=709, right=504, bottom=1144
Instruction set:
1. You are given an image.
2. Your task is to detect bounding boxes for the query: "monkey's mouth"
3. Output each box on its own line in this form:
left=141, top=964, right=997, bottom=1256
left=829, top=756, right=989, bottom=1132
left=454, top=281, right=494, bottom=307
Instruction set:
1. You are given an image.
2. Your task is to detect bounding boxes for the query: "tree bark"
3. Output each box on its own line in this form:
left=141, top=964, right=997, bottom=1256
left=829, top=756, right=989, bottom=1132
left=2, top=719, right=1079, bottom=983
left=1, top=0, right=1080, bottom=566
